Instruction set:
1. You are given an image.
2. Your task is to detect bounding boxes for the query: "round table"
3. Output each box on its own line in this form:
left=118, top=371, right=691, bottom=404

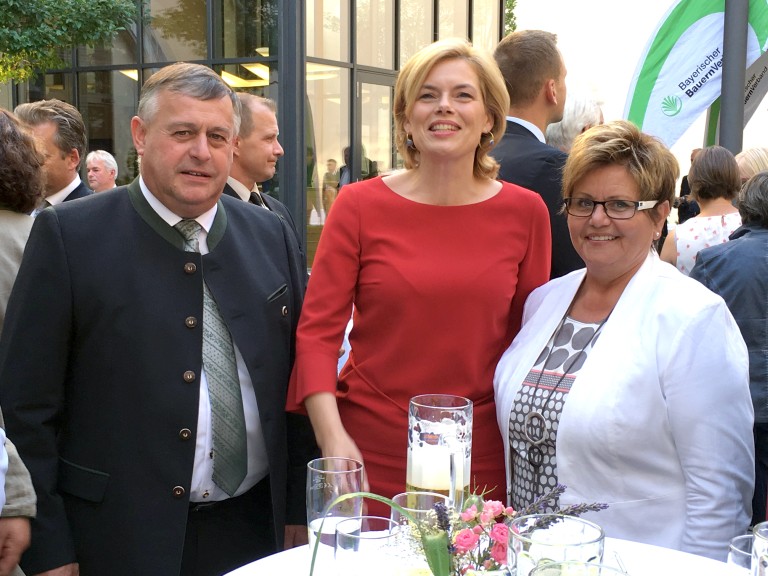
left=224, top=536, right=746, bottom=575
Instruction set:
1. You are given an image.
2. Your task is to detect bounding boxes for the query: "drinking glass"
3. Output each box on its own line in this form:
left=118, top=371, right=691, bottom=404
left=335, top=516, right=403, bottom=576
left=306, top=457, right=364, bottom=555
left=728, top=533, right=753, bottom=573
left=529, top=560, right=626, bottom=575
left=390, top=491, right=451, bottom=572
left=509, top=514, right=605, bottom=576
left=753, top=522, right=768, bottom=575
left=406, top=394, right=472, bottom=508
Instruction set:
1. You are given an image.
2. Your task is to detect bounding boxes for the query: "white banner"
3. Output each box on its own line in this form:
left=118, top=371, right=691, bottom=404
left=624, top=0, right=768, bottom=148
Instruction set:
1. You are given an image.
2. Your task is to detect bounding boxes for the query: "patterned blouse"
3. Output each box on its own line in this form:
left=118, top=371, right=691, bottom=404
left=508, top=316, right=605, bottom=511
left=674, top=213, right=742, bottom=275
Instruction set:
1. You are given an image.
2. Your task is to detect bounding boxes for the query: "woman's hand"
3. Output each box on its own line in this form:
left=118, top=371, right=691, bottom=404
left=305, top=392, right=370, bottom=492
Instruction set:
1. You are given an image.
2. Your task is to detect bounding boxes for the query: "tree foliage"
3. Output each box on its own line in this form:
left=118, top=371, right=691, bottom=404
left=0, top=0, right=138, bottom=82
left=504, top=0, right=517, bottom=36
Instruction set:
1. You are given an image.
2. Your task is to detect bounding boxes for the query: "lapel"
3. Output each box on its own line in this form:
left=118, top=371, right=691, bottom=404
left=126, top=178, right=228, bottom=251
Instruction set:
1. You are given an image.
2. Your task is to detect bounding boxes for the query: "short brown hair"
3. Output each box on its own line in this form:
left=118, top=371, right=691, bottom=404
left=494, top=30, right=564, bottom=107
left=15, top=99, right=88, bottom=168
left=563, top=120, right=678, bottom=210
left=393, top=37, right=509, bottom=180
left=689, top=145, right=741, bottom=201
left=236, top=93, right=277, bottom=138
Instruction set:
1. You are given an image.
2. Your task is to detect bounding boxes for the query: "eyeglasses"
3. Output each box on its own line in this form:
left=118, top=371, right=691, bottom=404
left=562, top=198, right=659, bottom=219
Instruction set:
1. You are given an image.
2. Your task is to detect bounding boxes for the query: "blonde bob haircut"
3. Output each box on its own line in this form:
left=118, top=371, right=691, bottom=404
left=563, top=120, right=678, bottom=213
left=393, top=38, right=509, bottom=180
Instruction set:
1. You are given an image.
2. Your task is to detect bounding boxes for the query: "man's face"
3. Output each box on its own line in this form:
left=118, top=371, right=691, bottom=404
left=87, top=158, right=116, bottom=192
left=326, top=160, right=337, bottom=173
left=131, top=90, right=236, bottom=218
left=234, top=102, right=284, bottom=184
left=32, top=121, right=79, bottom=197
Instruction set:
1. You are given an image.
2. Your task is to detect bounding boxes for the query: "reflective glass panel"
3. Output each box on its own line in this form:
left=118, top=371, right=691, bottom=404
left=356, top=0, right=394, bottom=68
left=144, top=0, right=207, bottom=62
left=78, top=71, right=140, bottom=186
left=307, top=0, right=350, bottom=61
left=472, top=0, right=501, bottom=52
left=399, top=0, right=433, bottom=66
left=305, top=64, right=349, bottom=266
left=78, top=27, right=138, bottom=66
left=217, top=0, right=277, bottom=59
left=438, top=0, right=468, bottom=40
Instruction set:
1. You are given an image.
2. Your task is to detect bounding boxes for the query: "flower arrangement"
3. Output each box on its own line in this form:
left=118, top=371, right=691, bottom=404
left=310, top=484, right=607, bottom=576
left=417, top=484, right=607, bottom=575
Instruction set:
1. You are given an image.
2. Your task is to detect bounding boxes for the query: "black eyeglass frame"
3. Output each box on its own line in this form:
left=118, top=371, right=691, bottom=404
left=562, top=198, right=660, bottom=219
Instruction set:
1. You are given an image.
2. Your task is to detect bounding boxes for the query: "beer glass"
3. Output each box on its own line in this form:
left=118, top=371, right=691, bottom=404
left=406, top=394, right=472, bottom=508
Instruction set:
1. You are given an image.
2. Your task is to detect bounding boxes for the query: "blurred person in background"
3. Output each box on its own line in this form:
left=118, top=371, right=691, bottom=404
left=735, top=147, right=768, bottom=184
left=495, top=121, right=753, bottom=561
left=660, top=145, right=741, bottom=275
left=690, top=171, right=768, bottom=526
left=14, top=99, right=92, bottom=208
left=545, top=91, right=603, bottom=153
left=86, top=150, right=118, bottom=192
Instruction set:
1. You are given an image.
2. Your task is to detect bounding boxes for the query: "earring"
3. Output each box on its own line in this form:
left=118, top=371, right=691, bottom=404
left=654, top=231, right=660, bottom=238
left=406, top=134, right=415, bottom=149
left=482, top=132, right=495, bottom=147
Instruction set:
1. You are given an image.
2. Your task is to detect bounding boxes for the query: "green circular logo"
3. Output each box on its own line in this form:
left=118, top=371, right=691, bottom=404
left=661, top=95, right=683, bottom=117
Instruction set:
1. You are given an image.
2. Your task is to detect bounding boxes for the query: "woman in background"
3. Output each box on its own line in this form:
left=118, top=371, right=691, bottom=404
left=288, top=38, right=551, bottom=513
left=735, top=147, right=768, bottom=183
left=660, top=145, right=741, bottom=274
left=495, top=121, right=753, bottom=561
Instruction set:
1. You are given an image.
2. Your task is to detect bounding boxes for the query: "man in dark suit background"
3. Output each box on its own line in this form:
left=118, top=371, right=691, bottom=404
left=224, top=93, right=306, bottom=272
left=492, top=30, right=583, bottom=278
left=0, top=63, right=315, bottom=576
left=14, top=99, right=92, bottom=209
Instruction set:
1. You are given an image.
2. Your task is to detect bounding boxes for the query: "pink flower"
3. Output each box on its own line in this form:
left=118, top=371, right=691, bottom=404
left=484, top=500, right=505, bottom=518
left=505, top=506, right=515, bottom=516
left=453, top=528, right=480, bottom=553
left=489, top=522, right=509, bottom=544
left=460, top=504, right=478, bottom=522
left=490, top=540, right=508, bottom=564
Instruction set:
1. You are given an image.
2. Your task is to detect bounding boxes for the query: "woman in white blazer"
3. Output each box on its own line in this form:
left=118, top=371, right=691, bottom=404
left=494, top=120, right=754, bottom=561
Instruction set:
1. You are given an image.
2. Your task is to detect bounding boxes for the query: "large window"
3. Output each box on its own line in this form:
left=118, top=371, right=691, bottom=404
left=438, top=0, right=468, bottom=39
left=144, top=0, right=207, bottom=62
left=356, top=0, right=394, bottom=69
left=78, top=71, right=140, bottom=186
left=307, top=0, right=350, bottom=62
left=399, top=0, right=433, bottom=67
left=217, top=0, right=278, bottom=60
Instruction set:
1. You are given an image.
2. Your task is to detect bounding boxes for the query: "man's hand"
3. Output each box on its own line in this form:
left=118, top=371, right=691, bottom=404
left=284, top=524, right=308, bottom=549
left=0, top=517, right=30, bottom=576
left=33, top=563, right=79, bottom=576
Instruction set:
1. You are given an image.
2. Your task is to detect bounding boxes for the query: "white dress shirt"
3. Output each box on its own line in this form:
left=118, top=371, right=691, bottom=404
left=506, top=116, right=546, bottom=143
left=140, top=177, right=270, bottom=501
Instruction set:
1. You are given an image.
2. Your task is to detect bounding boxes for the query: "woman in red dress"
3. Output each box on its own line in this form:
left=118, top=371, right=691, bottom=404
left=288, top=38, right=551, bottom=515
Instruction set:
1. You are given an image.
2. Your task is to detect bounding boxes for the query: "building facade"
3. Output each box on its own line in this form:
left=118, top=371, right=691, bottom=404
left=6, top=0, right=504, bottom=265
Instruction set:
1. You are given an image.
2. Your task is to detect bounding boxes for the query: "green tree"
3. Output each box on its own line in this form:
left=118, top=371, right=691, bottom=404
left=504, top=0, right=517, bottom=36
left=0, top=0, right=138, bottom=82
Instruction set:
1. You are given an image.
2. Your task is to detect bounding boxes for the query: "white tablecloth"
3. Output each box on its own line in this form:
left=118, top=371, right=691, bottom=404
left=224, top=537, right=746, bottom=575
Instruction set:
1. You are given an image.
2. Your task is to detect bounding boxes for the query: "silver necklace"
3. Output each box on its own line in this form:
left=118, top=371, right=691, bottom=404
left=523, top=310, right=611, bottom=468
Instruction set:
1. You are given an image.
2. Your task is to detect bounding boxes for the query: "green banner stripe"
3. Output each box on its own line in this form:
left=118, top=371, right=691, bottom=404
left=627, top=0, right=724, bottom=126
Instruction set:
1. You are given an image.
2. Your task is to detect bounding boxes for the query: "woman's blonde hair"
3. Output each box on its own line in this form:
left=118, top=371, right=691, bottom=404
left=393, top=38, right=509, bottom=180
